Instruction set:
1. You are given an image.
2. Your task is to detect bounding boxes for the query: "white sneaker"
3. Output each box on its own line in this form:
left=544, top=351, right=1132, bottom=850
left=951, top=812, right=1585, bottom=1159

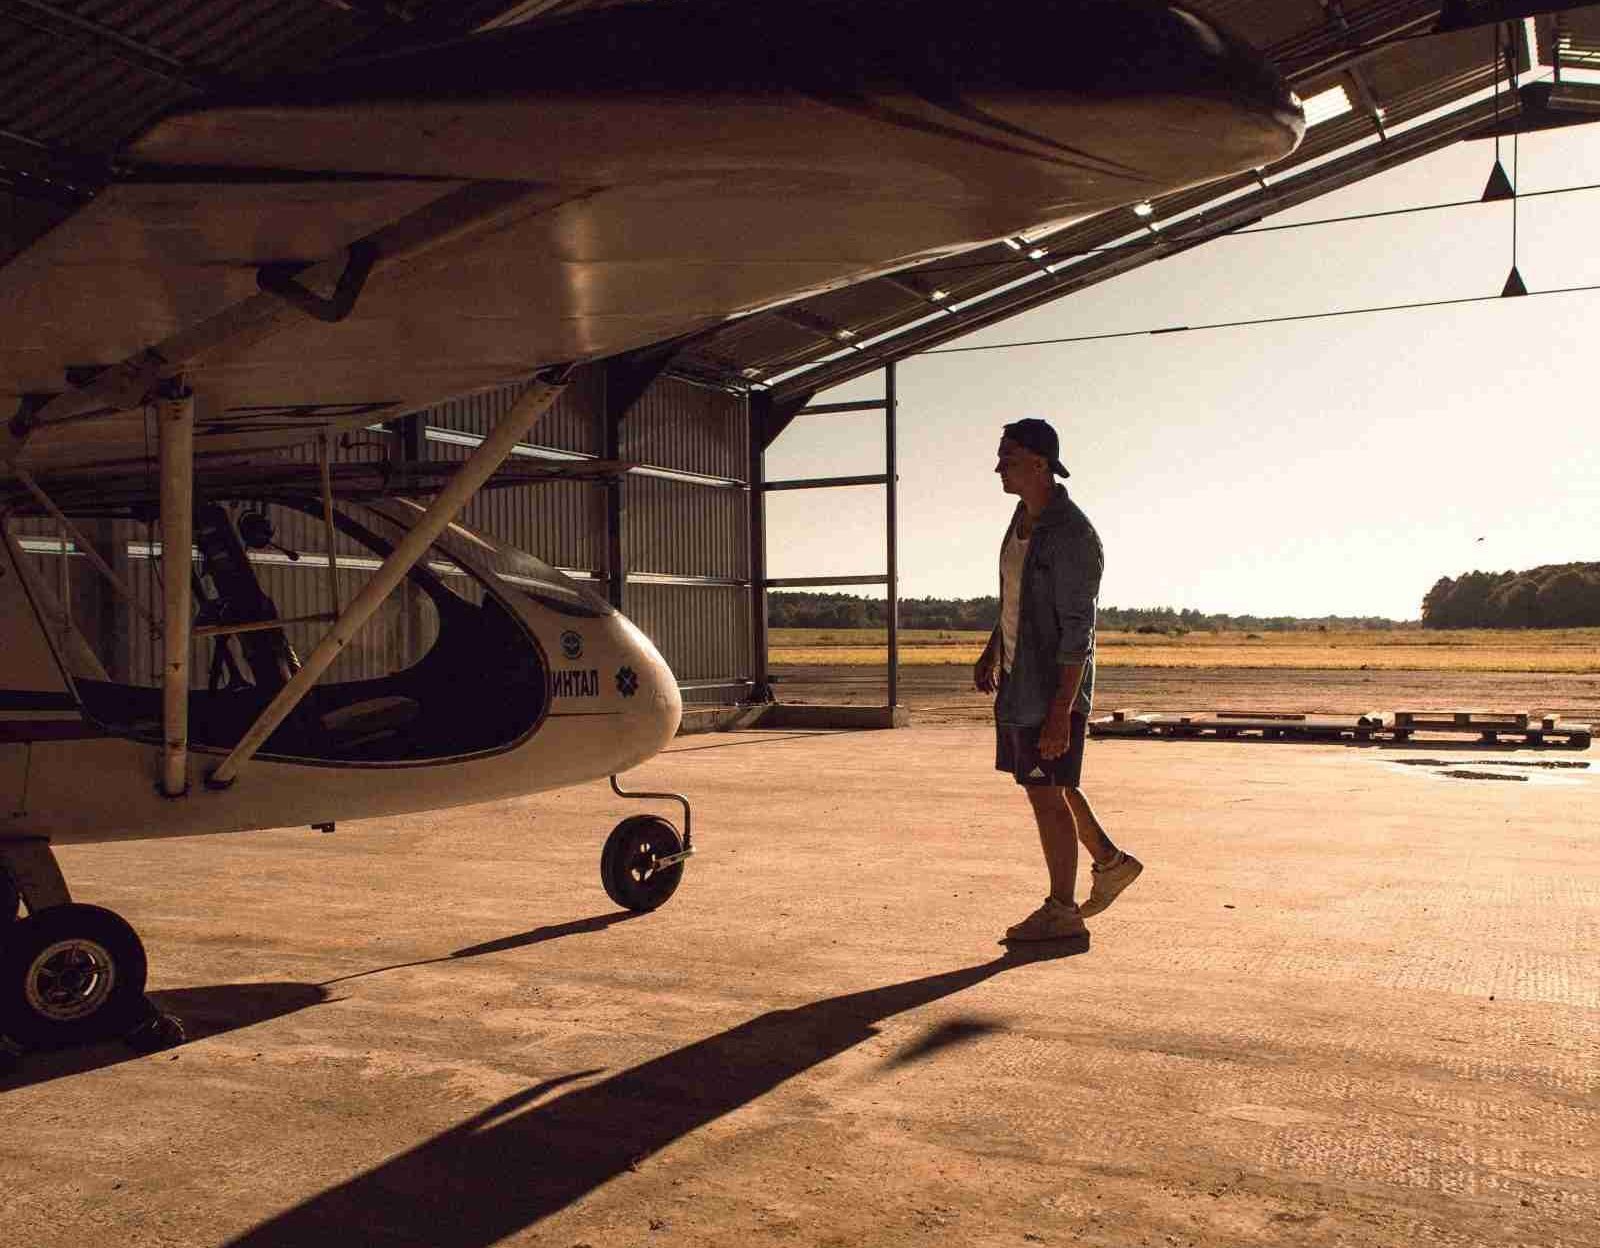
left=1079, top=852, right=1143, bottom=918
left=1004, top=896, right=1089, bottom=942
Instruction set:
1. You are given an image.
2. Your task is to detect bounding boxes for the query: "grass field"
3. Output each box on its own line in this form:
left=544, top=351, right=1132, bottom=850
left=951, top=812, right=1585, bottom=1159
left=768, top=627, right=1600, bottom=673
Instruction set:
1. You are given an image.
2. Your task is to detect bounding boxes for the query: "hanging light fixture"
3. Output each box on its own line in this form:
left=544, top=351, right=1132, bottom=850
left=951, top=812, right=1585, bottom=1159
left=1481, top=160, right=1515, bottom=202
left=1487, top=23, right=1527, bottom=295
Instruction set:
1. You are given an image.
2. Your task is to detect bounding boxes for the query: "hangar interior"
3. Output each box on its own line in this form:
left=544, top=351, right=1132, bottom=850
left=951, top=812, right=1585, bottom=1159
left=4, top=0, right=1598, bottom=730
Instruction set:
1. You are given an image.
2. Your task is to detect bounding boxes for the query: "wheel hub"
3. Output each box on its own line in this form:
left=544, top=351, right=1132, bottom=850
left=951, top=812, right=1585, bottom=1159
left=627, top=842, right=660, bottom=880
left=24, top=939, right=117, bottom=1022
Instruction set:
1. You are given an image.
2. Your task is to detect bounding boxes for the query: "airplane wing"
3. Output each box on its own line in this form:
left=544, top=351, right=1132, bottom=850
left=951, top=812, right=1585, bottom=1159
left=0, top=0, right=1302, bottom=477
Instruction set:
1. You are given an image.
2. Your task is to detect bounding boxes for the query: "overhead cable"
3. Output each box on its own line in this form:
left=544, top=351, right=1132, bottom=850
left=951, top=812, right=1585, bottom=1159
left=905, top=181, right=1600, bottom=282
left=919, top=282, right=1600, bottom=355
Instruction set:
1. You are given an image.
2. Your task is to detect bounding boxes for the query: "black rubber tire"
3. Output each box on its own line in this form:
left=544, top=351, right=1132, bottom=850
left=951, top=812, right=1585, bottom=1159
left=0, top=904, right=149, bottom=1050
left=600, top=815, right=685, bottom=912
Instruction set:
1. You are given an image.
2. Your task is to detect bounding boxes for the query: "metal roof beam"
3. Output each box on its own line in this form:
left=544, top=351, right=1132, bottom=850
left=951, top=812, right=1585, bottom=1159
left=0, top=128, right=103, bottom=203
left=754, top=389, right=816, bottom=451
left=603, top=337, right=689, bottom=424
left=1434, top=0, right=1596, bottom=35
left=1273, top=3, right=1443, bottom=84
left=0, top=0, right=217, bottom=94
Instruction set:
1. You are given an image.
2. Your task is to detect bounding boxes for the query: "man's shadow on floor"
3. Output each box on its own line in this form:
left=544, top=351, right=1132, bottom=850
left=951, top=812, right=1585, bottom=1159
left=222, top=939, right=1087, bottom=1248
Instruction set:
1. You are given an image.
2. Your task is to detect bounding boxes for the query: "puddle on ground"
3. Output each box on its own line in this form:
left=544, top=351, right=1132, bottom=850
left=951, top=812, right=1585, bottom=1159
left=1382, top=755, right=1593, bottom=786
left=1387, top=758, right=1590, bottom=770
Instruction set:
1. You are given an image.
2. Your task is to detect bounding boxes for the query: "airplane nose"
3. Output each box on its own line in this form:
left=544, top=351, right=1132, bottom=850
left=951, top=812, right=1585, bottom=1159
left=612, top=612, right=681, bottom=759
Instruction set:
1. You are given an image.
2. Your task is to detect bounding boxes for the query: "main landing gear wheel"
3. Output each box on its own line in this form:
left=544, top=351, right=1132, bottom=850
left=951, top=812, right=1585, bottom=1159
left=600, top=815, right=685, bottom=913
left=0, top=904, right=149, bottom=1049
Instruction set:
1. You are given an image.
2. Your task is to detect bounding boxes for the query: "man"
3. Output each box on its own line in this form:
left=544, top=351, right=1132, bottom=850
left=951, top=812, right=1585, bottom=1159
left=974, top=419, right=1142, bottom=943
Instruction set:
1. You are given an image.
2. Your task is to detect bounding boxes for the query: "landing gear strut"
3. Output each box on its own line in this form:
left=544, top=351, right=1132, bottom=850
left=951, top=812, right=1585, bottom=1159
left=602, top=775, right=693, bottom=912
left=0, top=840, right=183, bottom=1053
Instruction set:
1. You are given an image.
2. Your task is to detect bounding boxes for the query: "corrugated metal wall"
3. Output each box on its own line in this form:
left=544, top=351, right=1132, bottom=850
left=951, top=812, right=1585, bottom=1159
left=624, top=378, right=747, bottom=480
left=627, top=583, right=749, bottom=689
left=612, top=376, right=751, bottom=699
left=624, top=477, right=745, bottom=581
left=9, top=365, right=755, bottom=707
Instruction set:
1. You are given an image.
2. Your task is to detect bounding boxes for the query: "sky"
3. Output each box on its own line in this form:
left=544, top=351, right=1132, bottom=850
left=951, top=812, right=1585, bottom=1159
left=763, top=116, right=1600, bottom=622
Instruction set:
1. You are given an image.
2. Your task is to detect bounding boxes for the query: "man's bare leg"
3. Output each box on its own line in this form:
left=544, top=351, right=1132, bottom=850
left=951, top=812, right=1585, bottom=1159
left=1004, top=786, right=1091, bottom=942
left=1065, top=787, right=1120, bottom=868
left=1025, top=785, right=1079, bottom=904
left=1069, top=788, right=1144, bottom=918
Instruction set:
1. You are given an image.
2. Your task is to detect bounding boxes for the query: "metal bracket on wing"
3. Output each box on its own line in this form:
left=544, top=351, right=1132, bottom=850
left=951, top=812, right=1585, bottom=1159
left=256, top=241, right=378, bottom=324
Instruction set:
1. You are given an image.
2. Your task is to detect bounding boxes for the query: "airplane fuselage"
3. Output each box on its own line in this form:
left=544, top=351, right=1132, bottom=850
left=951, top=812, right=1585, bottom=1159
left=0, top=502, right=680, bottom=847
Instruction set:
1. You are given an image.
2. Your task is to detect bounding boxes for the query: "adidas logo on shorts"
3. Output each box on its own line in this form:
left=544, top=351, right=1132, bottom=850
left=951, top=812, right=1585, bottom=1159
left=1027, top=766, right=1046, bottom=779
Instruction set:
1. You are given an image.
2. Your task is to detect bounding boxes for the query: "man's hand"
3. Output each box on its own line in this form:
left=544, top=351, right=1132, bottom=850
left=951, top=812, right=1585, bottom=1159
left=1038, top=703, right=1074, bottom=760
left=973, top=649, right=998, bottom=694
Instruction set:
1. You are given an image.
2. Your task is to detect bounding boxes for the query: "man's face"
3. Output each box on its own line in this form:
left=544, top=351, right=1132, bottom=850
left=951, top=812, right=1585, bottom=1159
left=995, top=436, right=1048, bottom=495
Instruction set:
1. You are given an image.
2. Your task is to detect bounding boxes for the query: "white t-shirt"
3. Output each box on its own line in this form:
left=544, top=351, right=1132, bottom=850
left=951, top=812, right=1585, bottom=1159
left=999, top=520, right=1030, bottom=673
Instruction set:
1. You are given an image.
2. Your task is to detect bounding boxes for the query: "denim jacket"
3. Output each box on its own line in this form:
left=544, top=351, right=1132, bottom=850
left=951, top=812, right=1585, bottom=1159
left=993, top=484, right=1103, bottom=727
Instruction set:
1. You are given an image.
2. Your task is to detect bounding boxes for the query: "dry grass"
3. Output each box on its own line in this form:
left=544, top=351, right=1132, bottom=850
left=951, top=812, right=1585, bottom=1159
left=768, top=628, right=1600, bottom=673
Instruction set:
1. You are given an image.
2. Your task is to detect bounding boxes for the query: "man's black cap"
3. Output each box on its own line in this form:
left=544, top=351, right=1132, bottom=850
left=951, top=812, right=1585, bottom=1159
left=1002, top=418, right=1070, bottom=478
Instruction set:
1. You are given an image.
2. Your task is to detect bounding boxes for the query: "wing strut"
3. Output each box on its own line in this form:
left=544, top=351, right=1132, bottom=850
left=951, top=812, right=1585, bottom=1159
left=318, top=432, right=342, bottom=615
left=204, top=366, right=573, bottom=790
left=9, top=464, right=161, bottom=636
left=159, top=383, right=195, bottom=797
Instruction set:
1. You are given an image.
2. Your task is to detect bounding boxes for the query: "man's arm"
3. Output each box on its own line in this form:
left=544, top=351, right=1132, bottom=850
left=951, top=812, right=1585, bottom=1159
left=974, top=626, right=1001, bottom=693
left=1037, top=660, right=1084, bottom=759
left=1039, top=524, right=1103, bottom=759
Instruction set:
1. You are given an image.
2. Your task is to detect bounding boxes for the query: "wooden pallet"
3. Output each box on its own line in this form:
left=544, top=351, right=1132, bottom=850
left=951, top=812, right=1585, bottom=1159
left=1089, top=709, right=1592, bottom=749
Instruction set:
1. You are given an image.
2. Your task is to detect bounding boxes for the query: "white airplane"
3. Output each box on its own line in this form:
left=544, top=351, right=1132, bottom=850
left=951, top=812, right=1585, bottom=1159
left=0, top=0, right=1302, bottom=1052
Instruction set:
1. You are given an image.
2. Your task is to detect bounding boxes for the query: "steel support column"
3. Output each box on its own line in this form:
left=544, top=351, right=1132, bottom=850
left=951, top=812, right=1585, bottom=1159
left=603, top=407, right=624, bottom=610
left=600, top=348, right=680, bottom=611
left=751, top=367, right=900, bottom=721
left=747, top=393, right=772, bottom=703
left=885, top=362, right=899, bottom=712
left=385, top=411, right=426, bottom=462
left=157, top=384, right=194, bottom=796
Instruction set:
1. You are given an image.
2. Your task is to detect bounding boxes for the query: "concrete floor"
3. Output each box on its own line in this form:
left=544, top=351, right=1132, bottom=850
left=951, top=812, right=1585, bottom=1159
left=4, top=726, right=1597, bottom=1248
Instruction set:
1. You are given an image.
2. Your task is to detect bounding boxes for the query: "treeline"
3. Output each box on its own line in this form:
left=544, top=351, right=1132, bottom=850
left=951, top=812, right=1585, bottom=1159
left=767, top=592, right=1406, bottom=632
left=1422, top=563, right=1600, bottom=628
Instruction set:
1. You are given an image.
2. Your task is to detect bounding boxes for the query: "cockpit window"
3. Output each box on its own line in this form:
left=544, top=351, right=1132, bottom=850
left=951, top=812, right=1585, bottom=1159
left=491, top=562, right=612, bottom=618
left=381, top=500, right=612, bottom=618
left=7, top=499, right=548, bottom=766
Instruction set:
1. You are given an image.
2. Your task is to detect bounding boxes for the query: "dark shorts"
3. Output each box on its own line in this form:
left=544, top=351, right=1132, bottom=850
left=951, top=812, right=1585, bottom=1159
left=996, top=712, right=1088, bottom=789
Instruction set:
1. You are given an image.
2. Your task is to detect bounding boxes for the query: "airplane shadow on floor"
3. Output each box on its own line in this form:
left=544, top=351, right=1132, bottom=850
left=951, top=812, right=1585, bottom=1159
left=0, top=911, right=645, bottom=1093
left=221, top=940, right=1087, bottom=1248
left=0, top=980, right=331, bottom=1093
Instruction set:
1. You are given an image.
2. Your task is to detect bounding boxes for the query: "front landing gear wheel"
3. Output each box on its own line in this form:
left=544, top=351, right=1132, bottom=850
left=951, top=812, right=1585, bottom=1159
left=600, top=815, right=685, bottom=912
left=0, top=904, right=148, bottom=1049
